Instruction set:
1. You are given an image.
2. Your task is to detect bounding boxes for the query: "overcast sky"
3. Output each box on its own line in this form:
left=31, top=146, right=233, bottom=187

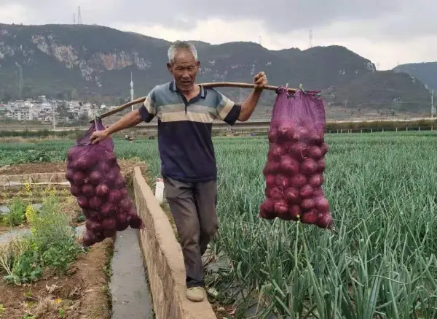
left=0, top=0, right=435, bottom=70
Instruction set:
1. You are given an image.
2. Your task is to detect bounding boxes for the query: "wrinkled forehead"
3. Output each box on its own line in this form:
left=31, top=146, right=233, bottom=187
left=172, top=49, right=197, bottom=65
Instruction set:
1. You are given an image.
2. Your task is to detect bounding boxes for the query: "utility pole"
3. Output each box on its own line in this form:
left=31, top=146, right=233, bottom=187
left=130, top=72, right=134, bottom=111
left=52, top=101, right=56, bottom=130
left=309, top=29, right=313, bottom=48
left=77, top=6, right=82, bottom=25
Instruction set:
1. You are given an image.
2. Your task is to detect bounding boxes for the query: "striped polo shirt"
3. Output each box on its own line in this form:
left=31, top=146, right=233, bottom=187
left=139, top=81, right=242, bottom=182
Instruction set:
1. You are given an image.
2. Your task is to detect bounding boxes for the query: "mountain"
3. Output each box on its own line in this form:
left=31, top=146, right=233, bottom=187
left=393, top=62, right=437, bottom=92
left=0, top=23, right=431, bottom=115
left=323, top=71, right=431, bottom=113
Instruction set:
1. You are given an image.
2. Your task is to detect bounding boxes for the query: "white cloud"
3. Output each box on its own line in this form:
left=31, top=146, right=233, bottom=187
left=0, top=0, right=436, bottom=70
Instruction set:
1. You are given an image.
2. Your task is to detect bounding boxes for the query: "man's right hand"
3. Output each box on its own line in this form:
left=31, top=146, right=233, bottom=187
left=90, top=129, right=109, bottom=144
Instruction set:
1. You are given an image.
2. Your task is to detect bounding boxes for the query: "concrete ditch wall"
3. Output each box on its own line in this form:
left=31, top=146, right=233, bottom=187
left=133, top=167, right=216, bottom=319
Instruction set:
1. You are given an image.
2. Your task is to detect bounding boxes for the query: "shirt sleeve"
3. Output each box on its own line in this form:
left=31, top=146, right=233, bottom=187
left=139, top=88, right=157, bottom=123
left=215, top=91, right=242, bottom=125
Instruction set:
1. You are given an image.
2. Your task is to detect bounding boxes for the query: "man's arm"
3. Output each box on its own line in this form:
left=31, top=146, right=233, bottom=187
left=90, top=89, right=157, bottom=144
left=105, top=109, right=143, bottom=136
left=238, top=88, right=263, bottom=122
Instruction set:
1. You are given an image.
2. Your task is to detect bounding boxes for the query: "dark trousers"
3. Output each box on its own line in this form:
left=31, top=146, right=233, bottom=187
left=163, top=177, right=218, bottom=288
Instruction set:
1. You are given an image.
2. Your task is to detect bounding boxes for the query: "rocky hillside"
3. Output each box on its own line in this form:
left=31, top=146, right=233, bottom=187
left=323, top=71, right=431, bottom=113
left=0, top=23, right=431, bottom=114
left=393, top=62, right=437, bottom=92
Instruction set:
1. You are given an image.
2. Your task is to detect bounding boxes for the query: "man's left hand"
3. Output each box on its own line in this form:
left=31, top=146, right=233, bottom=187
left=254, top=71, right=268, bottom=90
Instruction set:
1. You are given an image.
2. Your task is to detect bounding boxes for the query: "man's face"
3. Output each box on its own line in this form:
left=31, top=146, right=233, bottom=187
left=167, top=49, right=200, bottom=93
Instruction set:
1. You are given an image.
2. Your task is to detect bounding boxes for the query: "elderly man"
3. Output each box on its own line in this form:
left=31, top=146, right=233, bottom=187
left=90, top=40, right=267, bottom=302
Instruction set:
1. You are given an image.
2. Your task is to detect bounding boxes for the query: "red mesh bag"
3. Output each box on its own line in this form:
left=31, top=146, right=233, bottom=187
left=65, top=119, right=144, bottom=247
left=260, top=88, right=334, bottom=229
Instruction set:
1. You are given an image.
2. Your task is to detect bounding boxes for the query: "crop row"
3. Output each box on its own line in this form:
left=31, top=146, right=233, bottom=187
left=2, top=133, right=437, bottom=317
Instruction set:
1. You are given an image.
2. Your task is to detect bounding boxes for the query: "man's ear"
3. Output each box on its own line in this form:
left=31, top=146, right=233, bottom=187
left=167, top=62, right=172, bottom=73
left=196, top=61, right=200, bottom=68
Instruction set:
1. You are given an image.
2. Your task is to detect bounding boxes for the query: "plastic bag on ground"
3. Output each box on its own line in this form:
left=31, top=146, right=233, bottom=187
left=259, top=88, right=334, bottom=229
left=65, top=119, right=144, bottom=247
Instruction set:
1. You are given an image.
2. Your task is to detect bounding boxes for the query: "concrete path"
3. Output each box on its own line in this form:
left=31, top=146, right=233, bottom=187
left=110, top=228, right=153, bottom=319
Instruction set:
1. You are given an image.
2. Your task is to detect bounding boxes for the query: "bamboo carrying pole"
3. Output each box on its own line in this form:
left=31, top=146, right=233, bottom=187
left=91, top=82, right=297, bottom=122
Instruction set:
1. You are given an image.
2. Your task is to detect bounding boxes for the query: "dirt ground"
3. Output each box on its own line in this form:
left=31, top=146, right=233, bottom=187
left=0, top=159, right=143, bottom=176
left=0, top=160, right=148, bottom=318
left=0, top=238, right=114, bottom=319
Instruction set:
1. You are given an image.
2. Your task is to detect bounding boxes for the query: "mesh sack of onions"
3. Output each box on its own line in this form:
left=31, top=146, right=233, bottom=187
left=65, top=119, right=144, bottom=247
left=259, top=87, right=334, bottom=230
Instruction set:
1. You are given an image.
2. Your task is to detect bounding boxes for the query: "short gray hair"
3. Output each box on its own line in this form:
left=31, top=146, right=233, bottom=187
left=167, top=41, right=198, bottom=64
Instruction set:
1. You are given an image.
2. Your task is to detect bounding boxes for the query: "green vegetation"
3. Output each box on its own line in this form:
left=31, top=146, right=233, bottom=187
left=0, top=196, right=83, bottom=285
left=2, top=132, right=437, bottom=317
left=1, top=199, right=26, bottom=227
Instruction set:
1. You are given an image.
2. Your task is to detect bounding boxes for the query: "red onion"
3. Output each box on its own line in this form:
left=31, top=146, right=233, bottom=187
left=65, top=169, right=74, bottom=182
left=284, top=187, right=300, bottom=204
left=309, top=174, right=324, bottom=188
left=274, top=199, right=288, bottom=215
left=301, top=198, right=315, bottom=211
left=275, top=174, right=289, bottom=189
left=291, top=142, right=309, bottom=160
left=271, top=145, right=285, bottom=159
left=280, top=156, right=300, bottom=175
left=299, top=184, right=314, bottom=198
left=290, top=174, right=307, bottom=188
left=73, top=171, right=86, bottom=186
left=265, top=175, right=276, bottom=187
left=89, top=171, right=103, bottom=185
left=300, top=158, right=317, bottom=175
left=96, top=184, right=109, bottom=197
left=309, top=146, right=323, bottom=159
left=260, top=198, right=275, bottom=214
left=316, top=159, right=326, bottom=173
left=77, top=196, right=88, bottom=209
left=89, top=197, right=102, bottom=210
left=81, top=184, right=95, bottom=199
left=317, top=213, right=333, bottom=229
left=82, top=230, right=97, bottom=247
left=101, top=203, right=116, bottom=217
left=320, top=143, right=329, bottom=156
left=268, top=128, right=278, bottom=143
left=70, top=185, right=81, bottom=197
left=129, top=215, right=144, bottom=229
left=289, top=205, right=302, bottom=220
left=76, top=156, right=91, bottom=171
left=268, top=187, right=283, bottom=200
left=301, top=209, right=318, bottom=224
left=315, top=196, right=330, bottom=213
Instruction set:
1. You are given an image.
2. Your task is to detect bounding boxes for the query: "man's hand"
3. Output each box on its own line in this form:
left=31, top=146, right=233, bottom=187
left=254, top=71, right=268, bottom=90
left=90, top=129, right=109, bottom=144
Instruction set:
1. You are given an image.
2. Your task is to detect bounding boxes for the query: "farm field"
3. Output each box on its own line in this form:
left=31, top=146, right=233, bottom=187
left=1, top=132, right=437, bottom=318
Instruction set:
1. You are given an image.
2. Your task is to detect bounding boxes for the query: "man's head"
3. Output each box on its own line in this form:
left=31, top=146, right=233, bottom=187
left=167, top=41, right=200, bottom=93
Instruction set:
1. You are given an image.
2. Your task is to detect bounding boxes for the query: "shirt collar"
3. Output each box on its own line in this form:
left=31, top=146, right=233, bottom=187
left=169, top=80, right=206, bottom=98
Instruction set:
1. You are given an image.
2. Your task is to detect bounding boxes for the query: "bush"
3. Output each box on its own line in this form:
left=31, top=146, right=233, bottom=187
left=0, top=195, right=83, bottom=285
left=2, top=198, right=26, bottom=227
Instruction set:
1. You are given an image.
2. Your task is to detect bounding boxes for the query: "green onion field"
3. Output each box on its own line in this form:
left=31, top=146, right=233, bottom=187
left=1, top=132, right=437, bottom=318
